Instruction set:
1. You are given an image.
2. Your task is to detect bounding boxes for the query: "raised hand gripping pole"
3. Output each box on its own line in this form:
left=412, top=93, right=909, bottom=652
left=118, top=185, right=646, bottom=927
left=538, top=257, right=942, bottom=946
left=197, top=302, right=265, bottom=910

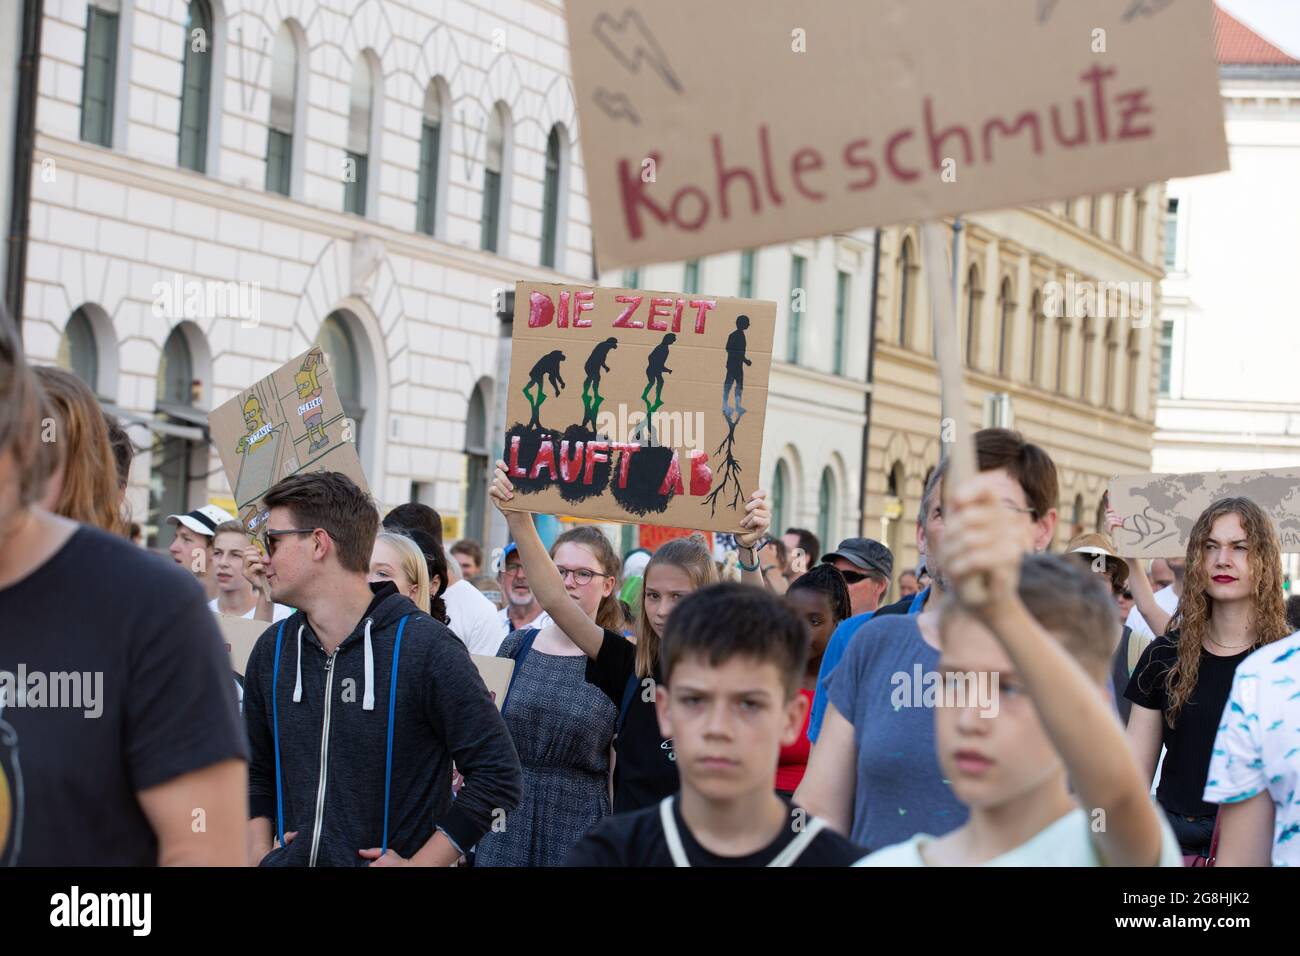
left=919, top=220, right=988, bottom=606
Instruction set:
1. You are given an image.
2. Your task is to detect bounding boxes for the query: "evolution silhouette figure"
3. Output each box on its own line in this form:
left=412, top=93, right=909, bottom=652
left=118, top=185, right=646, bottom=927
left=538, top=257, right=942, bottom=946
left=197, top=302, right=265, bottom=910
left=722, top=315, right=752, bottom=416
left=581, top=337, right=619, bottom=431
left=523, top=350, right=566, bottom=429
left=641, top=333, right=675, bottom=413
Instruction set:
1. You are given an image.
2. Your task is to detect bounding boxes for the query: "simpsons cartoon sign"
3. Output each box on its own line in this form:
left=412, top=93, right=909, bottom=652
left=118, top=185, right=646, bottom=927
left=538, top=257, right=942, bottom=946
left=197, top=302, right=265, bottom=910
left=502, top=280, right=775, bottom=533
left=209, top=347, right=369, bottom=533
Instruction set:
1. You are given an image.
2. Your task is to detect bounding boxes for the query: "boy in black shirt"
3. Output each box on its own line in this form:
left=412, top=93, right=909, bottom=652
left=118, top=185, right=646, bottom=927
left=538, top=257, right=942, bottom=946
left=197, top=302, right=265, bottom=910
left=567, top=583, right=863, bottom=866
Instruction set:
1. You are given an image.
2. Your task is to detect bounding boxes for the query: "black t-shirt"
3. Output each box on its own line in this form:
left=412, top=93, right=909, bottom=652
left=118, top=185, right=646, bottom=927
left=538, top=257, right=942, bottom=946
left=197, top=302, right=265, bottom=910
left=1123, top=631, right=1251, bottom=818
left=585, top=629, right=678, bottom=813
left=0, top=525, right=248, bottom=865
left=566, top=795, right=865, bottom=866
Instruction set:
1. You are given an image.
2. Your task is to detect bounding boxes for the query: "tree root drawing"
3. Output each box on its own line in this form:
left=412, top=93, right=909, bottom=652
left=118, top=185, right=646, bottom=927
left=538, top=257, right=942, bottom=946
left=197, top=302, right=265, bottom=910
left=704, top=407, right=744, bottom=517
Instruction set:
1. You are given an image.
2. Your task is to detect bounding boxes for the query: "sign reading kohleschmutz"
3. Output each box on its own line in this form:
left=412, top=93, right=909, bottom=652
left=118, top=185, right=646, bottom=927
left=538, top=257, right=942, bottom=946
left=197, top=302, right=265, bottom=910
left=501, top=281, right=775, bottom=533
left=564, top=0, right=1229, bottom=268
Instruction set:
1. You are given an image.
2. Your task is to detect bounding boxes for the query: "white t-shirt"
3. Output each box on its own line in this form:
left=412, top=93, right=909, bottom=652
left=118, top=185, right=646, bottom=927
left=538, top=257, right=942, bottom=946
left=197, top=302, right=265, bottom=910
left=855, top=806, right=1184, bottom=867
left=1125, top=585, right=1180, bottom=642
left=499, top=606, right=552, bottom=637
left=444, top=579, right=505, bottom=656
left=1204, top=631, right=1300, bottom=867
left=207, top=597, right=294, bottom=622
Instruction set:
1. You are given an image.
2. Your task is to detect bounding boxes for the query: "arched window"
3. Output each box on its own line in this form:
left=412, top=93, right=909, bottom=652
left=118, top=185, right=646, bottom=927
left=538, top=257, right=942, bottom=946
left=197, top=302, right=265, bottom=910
left=1126, top=328, right=1141, bottom=413
left=481, top=102, right=511, bottom=253
left=997, top=276, right=1013, bottom=378
left=266, top=20, right=303, bottom=196
left=965, top=264, right=982, bottom=368
left=1081, top=317, right=1096, bottom=403
left=464, top=381, right=491, bottom=544
left=772, top=460, right=790, bottom=534
left=1071, top=493, right=1084, bottom=536
left=416, top=79, right=447, bottom=236
left=1029, top=290, right=1043, bottom=387
left=58, top=308, right=99, bottom=392
left=540, top=125, right=565, bottom=267
left=896, top=236, right=914, bottom=347
left=80, top=0, right=122, bottom=147
left=178, top=0, right=214, bottom=172
left=149, top=327, right=197, bottom=546
left=1104, top=321, right=1119, bottom=409
left=885, top=461, right=905, bottom=571
left=1056, top=319, right=1072, bottom=395
left=817, top=468, right=835, bottom=552
left=344, top=53, right=377, bottom=216
left=318, top=312, right=364, bottom=454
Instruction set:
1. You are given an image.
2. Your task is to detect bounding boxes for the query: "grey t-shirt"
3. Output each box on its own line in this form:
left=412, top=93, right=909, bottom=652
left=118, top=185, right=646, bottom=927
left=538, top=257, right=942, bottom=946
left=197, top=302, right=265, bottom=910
left=827, top=614, right=968, bottom=852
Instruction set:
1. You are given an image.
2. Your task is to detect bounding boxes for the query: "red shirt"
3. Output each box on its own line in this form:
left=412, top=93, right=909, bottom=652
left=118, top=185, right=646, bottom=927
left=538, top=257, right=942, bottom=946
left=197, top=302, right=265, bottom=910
left=775, top=689, right=814, bottom=794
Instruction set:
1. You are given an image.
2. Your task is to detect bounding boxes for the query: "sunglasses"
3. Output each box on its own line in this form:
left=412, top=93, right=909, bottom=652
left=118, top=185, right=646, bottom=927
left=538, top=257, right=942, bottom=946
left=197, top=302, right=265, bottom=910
left=261, top=527, right=316, bottom=556
left=839, top=569, right=879, bottom=585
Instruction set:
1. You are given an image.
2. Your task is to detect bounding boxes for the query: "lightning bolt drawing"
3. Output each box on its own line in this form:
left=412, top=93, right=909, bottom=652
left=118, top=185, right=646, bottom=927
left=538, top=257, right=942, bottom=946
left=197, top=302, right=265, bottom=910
left=591, top=9, right=684, bottom=93
left=593, top=88, right=640, bottom=126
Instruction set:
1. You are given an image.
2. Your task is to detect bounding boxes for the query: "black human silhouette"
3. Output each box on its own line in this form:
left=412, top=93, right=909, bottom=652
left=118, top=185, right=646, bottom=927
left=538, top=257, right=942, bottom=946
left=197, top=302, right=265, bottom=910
left=722, top=314, right=752, bottom=416
left=581, top=337, right=619, bottom=430
left=642, top=333, right=675, bottom=411
left=523, top=350, right=566, bottom=428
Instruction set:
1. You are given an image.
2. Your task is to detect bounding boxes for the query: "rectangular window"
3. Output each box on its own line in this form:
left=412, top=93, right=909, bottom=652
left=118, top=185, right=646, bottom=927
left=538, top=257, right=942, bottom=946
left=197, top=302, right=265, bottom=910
left=833, top=270, right=849, bottom=376
left=80, top=7, right=119, bottom=147
left=1164, top=198, right=1179, bottom=270
left=344, top=151, right=368, bottom=216
left=621, top=269, right=640, bottom=288
left=1159, top=320, right=1174, bottom=396
left=787, top=255, right=805, bottom=364
left=265, top=129, right=292, bottom=196
left=416, top=121, right=440, bottom=235
left=480, top=169, right=501, bottom=252
left=739, top=250, right=755, bottom=298
left=683, top=259, right=700, bottom=294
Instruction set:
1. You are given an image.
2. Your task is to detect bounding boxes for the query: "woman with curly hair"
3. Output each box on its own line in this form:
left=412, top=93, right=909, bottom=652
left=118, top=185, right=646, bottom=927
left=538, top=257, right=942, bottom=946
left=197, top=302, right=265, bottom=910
left=1124, top=497, right=1290, bottom=860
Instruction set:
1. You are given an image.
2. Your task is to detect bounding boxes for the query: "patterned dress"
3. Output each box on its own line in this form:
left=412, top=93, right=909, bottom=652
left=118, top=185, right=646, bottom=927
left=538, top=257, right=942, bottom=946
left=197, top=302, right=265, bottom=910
left=474, top=629, right=617, bottom=867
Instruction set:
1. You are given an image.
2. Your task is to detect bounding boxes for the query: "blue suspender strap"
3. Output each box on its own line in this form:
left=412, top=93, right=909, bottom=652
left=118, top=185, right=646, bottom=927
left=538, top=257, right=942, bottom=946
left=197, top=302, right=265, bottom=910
left=908, top=587, right=929, bottom=615
left=616, top=671, right=640, bottom=736
left=381, top=615, right=409, bottom=856
left=502, top=628, right=539, bottom=711
left=271, top=619, right=288, bottom=849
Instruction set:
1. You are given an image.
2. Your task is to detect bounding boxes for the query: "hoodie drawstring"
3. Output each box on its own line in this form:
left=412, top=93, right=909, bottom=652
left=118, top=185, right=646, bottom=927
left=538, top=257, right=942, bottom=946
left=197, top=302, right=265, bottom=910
left=271, top=620, right=288, bottom=848
left=292, top=625, right=305, bottom=703
left=363, top=619, right=375, bottom=711
left=381, top=615, right=409, bottom=856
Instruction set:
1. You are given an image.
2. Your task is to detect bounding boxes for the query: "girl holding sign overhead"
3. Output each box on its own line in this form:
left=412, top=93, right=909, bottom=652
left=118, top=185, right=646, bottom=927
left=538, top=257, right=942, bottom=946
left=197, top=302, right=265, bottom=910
left=474, top=525, right=621, bottom=868
left=1123, top=497, right=1290, bottom=862
left=490, top=459, right=772, bottom=815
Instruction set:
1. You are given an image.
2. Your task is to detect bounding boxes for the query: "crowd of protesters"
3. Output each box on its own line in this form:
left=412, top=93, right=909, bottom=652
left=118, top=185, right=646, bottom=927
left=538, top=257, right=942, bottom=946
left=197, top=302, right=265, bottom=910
left=2, top=305, right=1297, bottom=869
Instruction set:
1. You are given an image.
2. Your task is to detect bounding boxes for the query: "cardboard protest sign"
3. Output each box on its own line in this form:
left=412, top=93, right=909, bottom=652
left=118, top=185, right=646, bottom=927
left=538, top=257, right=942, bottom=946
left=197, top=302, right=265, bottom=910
left=564, top=0, right=1229, bottom=268
left=209, top=347, right=369, bottom=534
left=501, top=281, right=775, bottom=533
left=472, top=656, right=515, bottom=712
left=1109, top=467, right=1300, bottom=558
left=217, top=614, right=269, bottom=677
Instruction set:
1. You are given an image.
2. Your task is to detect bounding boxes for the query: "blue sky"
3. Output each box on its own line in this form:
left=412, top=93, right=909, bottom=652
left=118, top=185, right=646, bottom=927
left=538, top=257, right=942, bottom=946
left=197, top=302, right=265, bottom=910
left=1217, top=0, right=1300, bottom=58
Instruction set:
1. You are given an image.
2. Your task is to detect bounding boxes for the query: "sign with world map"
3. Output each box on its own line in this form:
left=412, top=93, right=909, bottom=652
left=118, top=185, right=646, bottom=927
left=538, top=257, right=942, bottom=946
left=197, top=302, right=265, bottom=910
left=1108, top=468, right=1300, bottom=558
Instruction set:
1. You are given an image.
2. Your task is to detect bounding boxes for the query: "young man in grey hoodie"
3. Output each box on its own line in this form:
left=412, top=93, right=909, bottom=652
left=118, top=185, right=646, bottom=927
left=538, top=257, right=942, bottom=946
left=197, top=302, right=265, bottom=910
left=243, top=471, right=522, bottom=866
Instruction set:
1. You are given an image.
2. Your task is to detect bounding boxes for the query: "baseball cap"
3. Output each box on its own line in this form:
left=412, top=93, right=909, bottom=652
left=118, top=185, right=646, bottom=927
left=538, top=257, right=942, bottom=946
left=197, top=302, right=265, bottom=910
left=166, top=504, right=235, bottom=538
left=822, top=537, right=894, bottom=579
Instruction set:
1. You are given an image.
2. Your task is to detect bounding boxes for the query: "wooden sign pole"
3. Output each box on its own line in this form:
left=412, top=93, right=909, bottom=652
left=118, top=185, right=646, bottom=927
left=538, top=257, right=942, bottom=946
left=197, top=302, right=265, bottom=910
left=920, top=220, right=987, bottom=605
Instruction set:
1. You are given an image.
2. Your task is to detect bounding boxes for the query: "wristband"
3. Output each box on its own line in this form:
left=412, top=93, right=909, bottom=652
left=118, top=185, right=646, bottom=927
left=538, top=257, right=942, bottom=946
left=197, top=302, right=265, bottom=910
left=737, top=552, right=761, bottom=572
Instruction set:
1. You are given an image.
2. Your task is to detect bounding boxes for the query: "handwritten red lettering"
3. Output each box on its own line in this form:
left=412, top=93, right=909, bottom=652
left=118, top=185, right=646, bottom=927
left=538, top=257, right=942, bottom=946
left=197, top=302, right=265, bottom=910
left=1117, top=89, right=1153, bottom=139
left=529, top=438, right=557, bottom=481
left=583, top=441, right=610, bottom=485
left=528, top=291, right=554, bottom=328
left=689, top=299, right=716, bottom=333
left=508, top=436, right=526, bottom=477
left=658, top=451, right=684, bottom=496
left=559, top=440, right=584, bottom=482
left=647, top=297, right=673, bottom=332
left=574, top=290, right=595, bottom=327
left=613, top=295, right=644, bottom=329
left=843, top=138, right=878, bottom=191
left=790, top=147, right=826, bottom=201
left=689, top=450, right=712, bottom=496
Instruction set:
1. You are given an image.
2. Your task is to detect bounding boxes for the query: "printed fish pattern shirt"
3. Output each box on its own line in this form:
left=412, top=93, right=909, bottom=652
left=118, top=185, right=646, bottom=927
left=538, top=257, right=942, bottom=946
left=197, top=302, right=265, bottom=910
left=1204, top=632, right=1300, bottom=866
